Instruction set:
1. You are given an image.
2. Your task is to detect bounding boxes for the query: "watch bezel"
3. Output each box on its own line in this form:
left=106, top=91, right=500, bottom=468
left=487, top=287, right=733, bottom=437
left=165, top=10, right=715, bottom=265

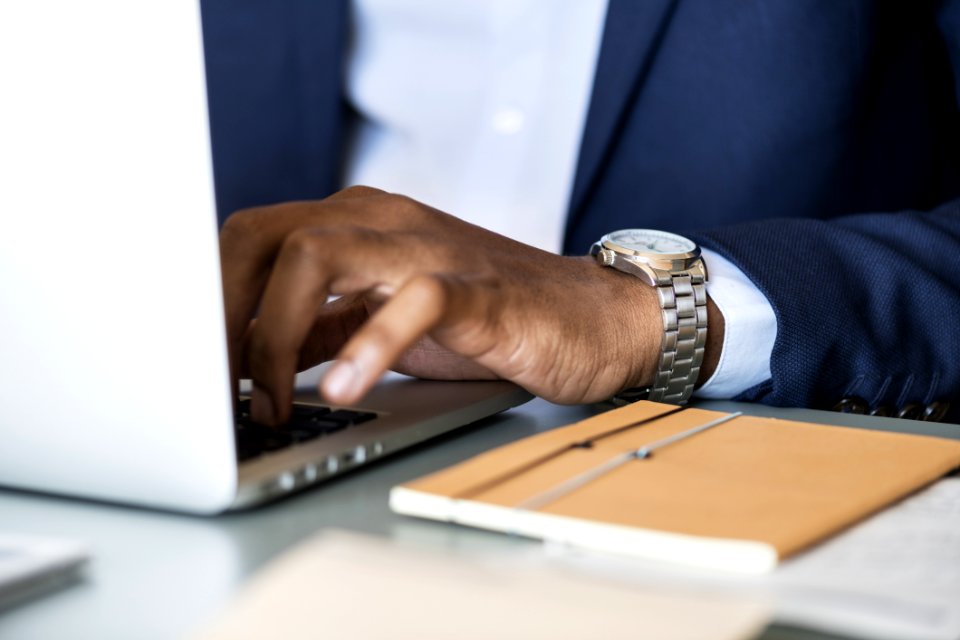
left=600, top=229, right=701, bottom=262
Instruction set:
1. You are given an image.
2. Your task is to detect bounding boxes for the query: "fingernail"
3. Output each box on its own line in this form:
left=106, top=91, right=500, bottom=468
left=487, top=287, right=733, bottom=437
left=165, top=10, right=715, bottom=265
left=251, top=385, right=276, bottom=425
left=371, top=283, right=396, bottom=299
left=323, top=360, right=360, bottom=401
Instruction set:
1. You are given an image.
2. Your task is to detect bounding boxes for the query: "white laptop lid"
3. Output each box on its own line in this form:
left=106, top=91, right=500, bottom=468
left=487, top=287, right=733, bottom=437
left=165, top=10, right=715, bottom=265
left=0, top=3, right=237, bottom=512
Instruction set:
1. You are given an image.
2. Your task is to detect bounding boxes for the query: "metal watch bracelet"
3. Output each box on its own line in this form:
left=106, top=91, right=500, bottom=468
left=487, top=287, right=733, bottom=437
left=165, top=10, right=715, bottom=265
left=615, top=272, right=707, bottom=405
left=650, top=272, right=708, bottom=403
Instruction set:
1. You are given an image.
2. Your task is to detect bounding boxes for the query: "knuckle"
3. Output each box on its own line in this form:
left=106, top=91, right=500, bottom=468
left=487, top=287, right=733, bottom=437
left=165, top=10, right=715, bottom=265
left=407, top=273, right=452, bottom=318
left=281, top=227, right=319, bottom=254
left=219, top=207, right=269, bottom=248
left=410, top=272, right=448, bottom=301
left=385, top=194, right=429, bottom=222
left=279, top=225, right=382, bottom=268
left=280, top=227, right=334, bottom=263
left=221, top=206, right=267, bottom=234
left=336, top=185, right=386, bottom=199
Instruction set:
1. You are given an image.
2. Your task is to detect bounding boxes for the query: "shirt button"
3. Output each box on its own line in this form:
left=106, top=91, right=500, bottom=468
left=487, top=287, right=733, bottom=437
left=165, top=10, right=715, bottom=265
left=492, top=108, right=525, bottom=134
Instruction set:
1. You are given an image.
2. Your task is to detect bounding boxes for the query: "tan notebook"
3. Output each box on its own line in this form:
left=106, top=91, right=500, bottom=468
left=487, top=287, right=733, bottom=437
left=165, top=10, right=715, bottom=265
left=390, top=402, right=960, bottom=573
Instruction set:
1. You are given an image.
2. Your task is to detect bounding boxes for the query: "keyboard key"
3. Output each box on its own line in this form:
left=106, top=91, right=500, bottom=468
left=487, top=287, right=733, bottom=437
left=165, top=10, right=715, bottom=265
left=236, top=418, right=293, bottom=453
left=233, top=401, right=378, bottom=462
left=291, top=404, right=330, bottom=419
left=325, top=409, right=378, bottom=424
left=293, top=418, right=349, bottom=435
left=236, top=443, right=261, bottom=462
left=281, top=427, right=323, bottom=444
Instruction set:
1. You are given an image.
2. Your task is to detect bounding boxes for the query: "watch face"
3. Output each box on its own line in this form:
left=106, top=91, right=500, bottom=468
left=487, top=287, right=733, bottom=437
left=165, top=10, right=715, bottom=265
left=605, top=229, right=697, bottom=256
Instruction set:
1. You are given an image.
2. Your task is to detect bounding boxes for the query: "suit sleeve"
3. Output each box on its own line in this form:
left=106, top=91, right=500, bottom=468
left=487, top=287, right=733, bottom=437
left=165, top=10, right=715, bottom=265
left=689, top=202, right=960, bottom=419
left=688, top=2, right=960, bottom=420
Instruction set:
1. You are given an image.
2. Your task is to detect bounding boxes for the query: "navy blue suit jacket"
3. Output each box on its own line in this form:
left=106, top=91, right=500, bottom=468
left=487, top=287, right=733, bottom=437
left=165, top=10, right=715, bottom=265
left=200, top=1, right=960, bottom=418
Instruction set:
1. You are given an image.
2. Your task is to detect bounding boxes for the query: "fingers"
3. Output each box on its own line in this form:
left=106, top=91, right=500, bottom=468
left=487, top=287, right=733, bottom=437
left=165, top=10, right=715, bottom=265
left=245, top=226, right=418, bottom=424
left=220, top=198, right=370, bottom=360
left=219, top=188, right=414, bottom=381
left=294, top=293, right=371, bottom=371
left=236, top=296, right=369, bottom=379
left=321, top=274, right=454, bottom=405
left=246, top=231, right=333, bottom=424
left=219, top=188, right=518, bottom=423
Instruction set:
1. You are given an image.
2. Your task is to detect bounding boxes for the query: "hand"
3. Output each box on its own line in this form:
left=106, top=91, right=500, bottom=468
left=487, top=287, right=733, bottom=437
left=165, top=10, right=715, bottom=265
left=219, top=187, right=723, bottom=425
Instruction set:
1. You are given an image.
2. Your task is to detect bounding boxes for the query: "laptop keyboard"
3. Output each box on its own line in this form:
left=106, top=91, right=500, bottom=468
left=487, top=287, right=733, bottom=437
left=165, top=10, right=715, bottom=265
left=234, top=399, right=378, bottom=462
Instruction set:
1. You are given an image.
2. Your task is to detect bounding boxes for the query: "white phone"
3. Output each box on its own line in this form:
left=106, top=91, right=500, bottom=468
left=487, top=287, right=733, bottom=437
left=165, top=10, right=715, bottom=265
left=0, top=534, right=89, bottom=610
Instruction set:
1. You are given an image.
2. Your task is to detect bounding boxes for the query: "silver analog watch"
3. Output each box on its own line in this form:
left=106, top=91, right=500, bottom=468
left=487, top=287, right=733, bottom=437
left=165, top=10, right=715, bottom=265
left=590, top=229, right=708, bottom=405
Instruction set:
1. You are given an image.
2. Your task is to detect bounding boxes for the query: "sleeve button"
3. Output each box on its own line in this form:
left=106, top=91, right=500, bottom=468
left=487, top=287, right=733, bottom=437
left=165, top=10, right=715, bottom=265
left=833, top=396, right=867, bottom=414
left=896, top=404, right=924, bottom=420
left=869, top=405, right=891, bottom=417
left=922, top=402, right=950, bottom=423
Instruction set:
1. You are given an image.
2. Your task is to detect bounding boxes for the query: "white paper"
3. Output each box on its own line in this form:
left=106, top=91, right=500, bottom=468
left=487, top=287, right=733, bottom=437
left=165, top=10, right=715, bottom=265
left=771, top=477, right=960, bottom=640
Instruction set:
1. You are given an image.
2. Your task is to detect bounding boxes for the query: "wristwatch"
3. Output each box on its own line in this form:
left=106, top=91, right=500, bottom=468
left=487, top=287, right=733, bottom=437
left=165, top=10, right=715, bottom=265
left=590, top=229, right=708, bottom=405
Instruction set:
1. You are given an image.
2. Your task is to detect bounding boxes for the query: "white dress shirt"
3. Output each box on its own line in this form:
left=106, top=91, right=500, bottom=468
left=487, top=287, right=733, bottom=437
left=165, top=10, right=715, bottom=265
left=343, top=0, right=776, bottom=398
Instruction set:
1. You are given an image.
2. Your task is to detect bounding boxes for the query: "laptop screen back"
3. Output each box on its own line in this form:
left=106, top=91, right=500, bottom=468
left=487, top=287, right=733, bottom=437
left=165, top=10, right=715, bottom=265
left=0, top=2, right=237, bottom=511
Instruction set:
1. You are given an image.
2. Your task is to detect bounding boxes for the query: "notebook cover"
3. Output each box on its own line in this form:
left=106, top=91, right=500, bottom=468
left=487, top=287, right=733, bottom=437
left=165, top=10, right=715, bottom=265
left=391, top=402, right=960, bottom=572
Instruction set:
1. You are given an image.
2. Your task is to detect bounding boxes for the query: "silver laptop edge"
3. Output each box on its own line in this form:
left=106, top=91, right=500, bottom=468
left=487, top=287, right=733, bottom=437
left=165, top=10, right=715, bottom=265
left=233, top=368, right=531, bottom=510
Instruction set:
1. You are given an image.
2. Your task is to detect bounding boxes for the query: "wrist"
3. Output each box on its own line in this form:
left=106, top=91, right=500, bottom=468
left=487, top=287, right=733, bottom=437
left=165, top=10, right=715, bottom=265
left=582, top=256, right=725, bottom=400
left=696, top=295, right=725, bottom=386
left=581, top=256, right=662, bottom=392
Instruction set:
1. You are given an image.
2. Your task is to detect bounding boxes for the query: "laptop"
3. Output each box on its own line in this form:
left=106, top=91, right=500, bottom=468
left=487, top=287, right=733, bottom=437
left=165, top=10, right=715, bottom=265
left=0, top=3, right=531, bottom=513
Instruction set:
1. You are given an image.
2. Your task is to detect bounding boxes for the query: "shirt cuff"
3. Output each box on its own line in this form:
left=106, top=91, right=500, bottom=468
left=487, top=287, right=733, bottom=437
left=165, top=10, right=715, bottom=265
left=693, top=248, right=776, bottom=399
